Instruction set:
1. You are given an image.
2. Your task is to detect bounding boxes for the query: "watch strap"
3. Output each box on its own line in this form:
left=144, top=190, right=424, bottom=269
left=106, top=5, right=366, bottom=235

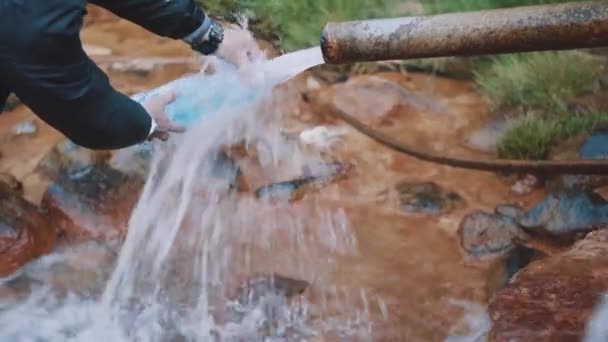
left=183, top=15, right=212, bottom=45
left=184, top=16, right=223, bottom=56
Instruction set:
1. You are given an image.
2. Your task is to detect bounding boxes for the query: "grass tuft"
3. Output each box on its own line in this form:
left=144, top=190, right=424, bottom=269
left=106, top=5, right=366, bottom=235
left=498, top=110, right=608, bottom=160
left=498, top=113, right=560, bottom=160
left=422, top=0, right=572, bottom=14
left=473, top=51, right=604, bottom=112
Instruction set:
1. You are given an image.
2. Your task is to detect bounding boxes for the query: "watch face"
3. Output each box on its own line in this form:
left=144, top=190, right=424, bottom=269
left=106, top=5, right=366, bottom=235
left=210, top=23, right=224, bottom=43
left=195, top=22, right=223, bottom=55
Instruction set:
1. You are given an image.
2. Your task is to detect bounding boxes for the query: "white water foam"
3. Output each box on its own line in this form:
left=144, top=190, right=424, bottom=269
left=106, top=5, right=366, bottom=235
left=0, top=47, right=374, bottom=341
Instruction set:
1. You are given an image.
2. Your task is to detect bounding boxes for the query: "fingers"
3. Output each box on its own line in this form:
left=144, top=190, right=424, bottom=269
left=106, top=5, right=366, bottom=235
left=157, top=131, right=169, bottom=141
left=167, top=121, right=186, bottom=133
left=144, top=89, right=176, bottom=108
left=159, top=90, right=176, bottom=105
left=149, top=131, right=169, bottom=142
left=142, top=88, right=187, bottom=144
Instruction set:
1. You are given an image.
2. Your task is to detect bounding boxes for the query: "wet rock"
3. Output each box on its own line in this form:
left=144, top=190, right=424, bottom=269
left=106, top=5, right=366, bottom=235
left=489, top=229, right=608, bottom=341
left=324, top=75, right=448, bottom=125
left=207, top=149, right=248, bottom=193
left=518, top=191, right=608, bottom=241
left=220, top=273, right=311, bottom=340
left=41, top=163, right=145, bottom=241
left=559, top=174, right=608, bottom=192
left=230, top=273, right=310, bottom=306
left=35, top=140, right=113, bottom=180
left=255, top=176, right=318, bottom=202
left=0, top=181, right=58, bottom=276
left=484, top=244, right=544, bottom=300
left=255, top=161, right=346, bottom=202
left=394, top=182, right=465, bottom=216
left=580, top=132, right=608, bottom=160
left=2, top=241, right=118, bottom=297
left=458, top=211, right=527, bottom=257
left=35, top=141, right=151, bottom=241
left=494, top=204, right=524, bottom=221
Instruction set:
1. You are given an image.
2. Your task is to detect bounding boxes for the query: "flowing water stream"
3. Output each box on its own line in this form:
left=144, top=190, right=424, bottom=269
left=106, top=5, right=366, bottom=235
left=0, top=47, right=381, bottom=341
left=0, top=38, right=510, bottom=340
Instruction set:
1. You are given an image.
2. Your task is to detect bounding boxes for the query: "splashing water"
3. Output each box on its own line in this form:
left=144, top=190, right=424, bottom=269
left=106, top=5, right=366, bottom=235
left=0, top=47, right=376, bottom=341
left=584, top=294, right=608, bottom=341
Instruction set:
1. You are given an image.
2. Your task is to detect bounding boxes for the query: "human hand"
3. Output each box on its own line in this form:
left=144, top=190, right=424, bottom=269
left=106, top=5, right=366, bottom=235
left=143, top=90, right=185, bottom=142
left=214, top=25, right=264, bottom=69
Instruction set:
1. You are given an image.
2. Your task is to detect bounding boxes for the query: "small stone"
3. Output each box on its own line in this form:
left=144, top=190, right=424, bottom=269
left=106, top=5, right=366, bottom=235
left=0, top=181, right=58, bottom=276
left=394, top=182, right=465, bottom=216
left=40, top=163, right=144, bottom=241
left=255, top=161, right=346, bottom=202
left=306, top=76, right=322, bottom=90
left=518, top=190, right=608, bottom=239
left=458, top=211, right=527, bottom=257
left=580, top=132, right=608, bottom=160
left=510, top=174, right=539, bottom=196
left=494, top=204, right=524, bottom=221
left=489, top=230, right=608, bottom=341
left=299, top=126, right=348, bottom=150
left=255, top=174, right=330, bottom=203
left=12, top=120, right=37, bottom=135
left=82, top=44, right=112, bottom=56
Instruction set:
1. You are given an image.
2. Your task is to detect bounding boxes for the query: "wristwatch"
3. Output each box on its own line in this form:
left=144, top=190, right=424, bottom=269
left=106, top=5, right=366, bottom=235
left=186, top=18, right=224, bottom=56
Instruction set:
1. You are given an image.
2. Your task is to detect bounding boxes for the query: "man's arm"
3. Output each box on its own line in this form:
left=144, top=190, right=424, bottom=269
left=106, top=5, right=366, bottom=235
left=89, top=0, right=211, bottom=41
left=9, top=56, right=156, bottom=150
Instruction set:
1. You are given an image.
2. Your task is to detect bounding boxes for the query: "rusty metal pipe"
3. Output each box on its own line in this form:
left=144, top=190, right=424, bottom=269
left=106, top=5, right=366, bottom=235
left=321, top=1, right=608, bottom=64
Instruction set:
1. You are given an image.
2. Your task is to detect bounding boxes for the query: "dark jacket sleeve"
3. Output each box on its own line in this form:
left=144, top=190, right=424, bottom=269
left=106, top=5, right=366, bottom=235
left=9, top=56, right=154, bottom=150
left=0, top=0, right=154, bottom=150
left=89, top=0, right=207, bottom=39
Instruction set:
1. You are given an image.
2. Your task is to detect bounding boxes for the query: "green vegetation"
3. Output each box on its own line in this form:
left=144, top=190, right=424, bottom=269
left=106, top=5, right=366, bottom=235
left=422, top=0, right=571, bottom=14
left=199, top=0, right=404, bottom=51
left=498, top=111, right=608, bottom=160
left=420, top=0, right=608, bottom=160
left=474, top=51, right=604, bottom=112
